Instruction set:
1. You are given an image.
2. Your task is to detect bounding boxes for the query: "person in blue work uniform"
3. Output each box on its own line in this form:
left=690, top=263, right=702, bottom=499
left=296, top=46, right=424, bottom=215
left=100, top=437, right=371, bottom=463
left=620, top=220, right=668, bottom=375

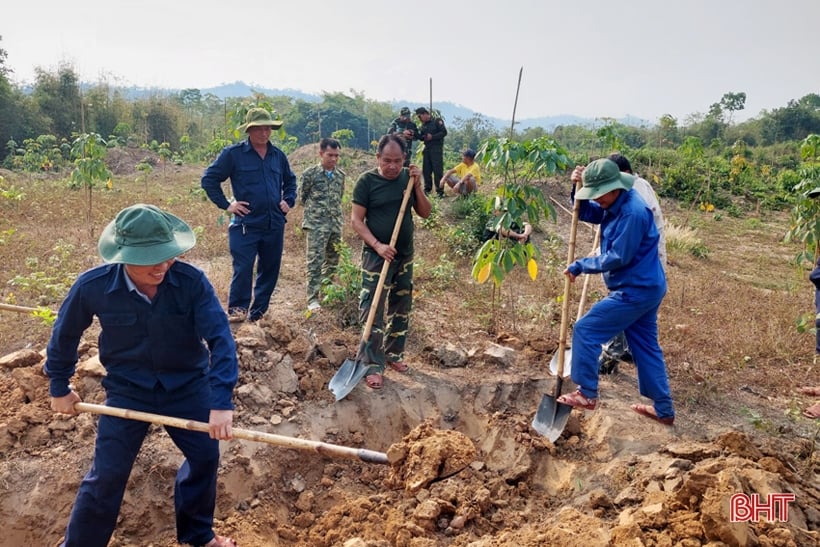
left=44, top=204, right=239, bottom=547
left=201, top=107, right=298, bottom=322
left=557, top=158, right=675, bottom=426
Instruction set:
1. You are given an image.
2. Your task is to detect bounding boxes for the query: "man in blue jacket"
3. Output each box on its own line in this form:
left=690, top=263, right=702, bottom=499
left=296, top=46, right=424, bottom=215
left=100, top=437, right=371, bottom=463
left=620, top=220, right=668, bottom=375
left=201, top=107, right=298, bottom=322
left=45, top=204, right=238, bottom=547
left=557, top=158, right=675, bottom=426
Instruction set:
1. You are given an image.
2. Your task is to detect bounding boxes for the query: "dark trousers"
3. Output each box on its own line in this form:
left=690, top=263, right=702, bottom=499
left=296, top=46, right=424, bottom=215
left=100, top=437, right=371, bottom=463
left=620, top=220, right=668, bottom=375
left=422, top=148, right=444, bottom=196
left=228, top=223, right=284, bottom=320
left=61, top=380, right=219, bottom=547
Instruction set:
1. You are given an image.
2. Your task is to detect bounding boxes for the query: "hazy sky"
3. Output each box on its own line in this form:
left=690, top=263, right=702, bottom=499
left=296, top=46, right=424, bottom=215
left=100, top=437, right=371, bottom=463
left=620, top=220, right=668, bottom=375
left=4, top=0, right=819, bottom=123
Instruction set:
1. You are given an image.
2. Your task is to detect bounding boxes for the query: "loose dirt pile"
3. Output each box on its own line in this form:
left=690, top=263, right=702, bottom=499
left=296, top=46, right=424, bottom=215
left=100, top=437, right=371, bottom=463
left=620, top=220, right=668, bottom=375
left=0, top=318, right=818, bottom=546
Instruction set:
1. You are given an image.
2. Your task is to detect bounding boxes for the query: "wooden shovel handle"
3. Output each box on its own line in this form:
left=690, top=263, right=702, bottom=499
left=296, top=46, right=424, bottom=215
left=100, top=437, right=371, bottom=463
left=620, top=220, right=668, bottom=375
left=0, top=303, right=56, bottom=315
left=361, top=174, right=418, bottom=342
left=576, top=225, right=601, bottom=320
left=555, top=180, right=583, bottom=380
left=74, top=402, right=389, bottom=465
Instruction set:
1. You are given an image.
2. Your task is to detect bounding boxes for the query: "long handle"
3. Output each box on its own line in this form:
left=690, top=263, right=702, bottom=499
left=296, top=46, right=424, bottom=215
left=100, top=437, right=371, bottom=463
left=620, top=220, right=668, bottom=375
left=555, top=179, right=583, bottom=385
left=360, top=174, right=418, bottom=342
left=576, top=225, right=601, bottom=320
left=0, top=303, right=56, bottom=315
left=74, top=402, right=388, bottom=465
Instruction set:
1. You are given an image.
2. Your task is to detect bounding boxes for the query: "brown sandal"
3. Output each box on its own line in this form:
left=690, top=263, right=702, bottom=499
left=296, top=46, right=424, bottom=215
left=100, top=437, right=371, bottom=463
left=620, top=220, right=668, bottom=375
left=803, top=402, right=820, bottom=419
left=388, top=361, right=409, bottom=373
left=631, top=403, right=674, bottom=425
left=556, top=389, right=597, bottom=410
left=365, top=373, right=383, bottom=390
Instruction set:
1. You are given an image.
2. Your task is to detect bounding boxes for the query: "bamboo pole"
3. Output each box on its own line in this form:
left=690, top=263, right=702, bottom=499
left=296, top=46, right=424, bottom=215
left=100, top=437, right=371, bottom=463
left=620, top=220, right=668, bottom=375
left=75, top=402, right=389, bottom=465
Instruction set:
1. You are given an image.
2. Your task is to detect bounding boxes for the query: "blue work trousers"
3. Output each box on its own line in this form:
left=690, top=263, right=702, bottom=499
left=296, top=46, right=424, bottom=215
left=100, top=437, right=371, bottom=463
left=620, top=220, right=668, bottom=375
left=228, top=223, right=284, bottom=320
left=61, top=379, right=220, bottom=547
left=570, top=285, right=675, bottom=420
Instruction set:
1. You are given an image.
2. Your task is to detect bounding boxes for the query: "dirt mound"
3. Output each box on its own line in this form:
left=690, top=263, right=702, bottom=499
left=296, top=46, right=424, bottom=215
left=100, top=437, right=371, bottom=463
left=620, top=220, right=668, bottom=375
left=105, top=146, right=161, bottom=175
left=1, top=321, right=818, bottom=546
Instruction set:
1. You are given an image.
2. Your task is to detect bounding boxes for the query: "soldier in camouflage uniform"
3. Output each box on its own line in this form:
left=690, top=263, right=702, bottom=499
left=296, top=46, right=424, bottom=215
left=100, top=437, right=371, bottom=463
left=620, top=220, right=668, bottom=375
left=388, top=107, right=419, bottom=167
left=300, top=138, right=345, bottom=311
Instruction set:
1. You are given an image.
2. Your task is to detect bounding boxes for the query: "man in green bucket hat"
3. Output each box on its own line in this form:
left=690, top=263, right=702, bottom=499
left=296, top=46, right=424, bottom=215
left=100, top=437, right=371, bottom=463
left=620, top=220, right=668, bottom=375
left=44, top=204, right=239, bottom=547
left=202, top=107, right=297, bottom=323
left=557, top=158, right=675, bottom=426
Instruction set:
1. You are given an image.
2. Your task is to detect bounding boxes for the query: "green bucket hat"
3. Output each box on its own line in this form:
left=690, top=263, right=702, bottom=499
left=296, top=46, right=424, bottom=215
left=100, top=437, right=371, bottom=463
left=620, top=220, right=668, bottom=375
left=238, top=107, right=283, bottom=132
left=98, top=204, right=196, bottom=265
left=576, top=158, right=635, bottom=200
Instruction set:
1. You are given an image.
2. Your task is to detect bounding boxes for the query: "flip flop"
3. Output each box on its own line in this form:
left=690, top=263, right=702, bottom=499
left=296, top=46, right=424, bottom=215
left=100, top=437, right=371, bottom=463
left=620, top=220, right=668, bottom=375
left=556, top=389, right=598, bottom=410
left=388, top=361, right=409, bottom=373
left=365, top=373, right=383, bottom=390
left=631, top=403, right=674, bottom=426
left=797, top=386, right=820, bottom=396
left=803, top=402, right=820, bottom=419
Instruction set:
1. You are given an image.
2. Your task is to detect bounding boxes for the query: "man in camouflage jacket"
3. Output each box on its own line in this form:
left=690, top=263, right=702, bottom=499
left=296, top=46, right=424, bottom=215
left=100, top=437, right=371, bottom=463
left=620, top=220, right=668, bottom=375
left=300, top=138, right=345, bottom=311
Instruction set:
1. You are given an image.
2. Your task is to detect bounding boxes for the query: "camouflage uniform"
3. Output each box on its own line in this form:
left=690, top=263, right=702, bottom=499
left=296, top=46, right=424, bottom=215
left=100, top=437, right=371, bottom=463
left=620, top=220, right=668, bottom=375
left=300, top=164, right=345, bottom=305
left=388, top=117, right=419, bottom=167
left=359, top=248, right=413, bottom=371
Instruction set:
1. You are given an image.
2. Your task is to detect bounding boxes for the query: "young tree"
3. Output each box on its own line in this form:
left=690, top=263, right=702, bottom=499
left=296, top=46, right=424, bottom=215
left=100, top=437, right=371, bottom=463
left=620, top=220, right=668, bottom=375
left=70, top=133, right=112, bottom=238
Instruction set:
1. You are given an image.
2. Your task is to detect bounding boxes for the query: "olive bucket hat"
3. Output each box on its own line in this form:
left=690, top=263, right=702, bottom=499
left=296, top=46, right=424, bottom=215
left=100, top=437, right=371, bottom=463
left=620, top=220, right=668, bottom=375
left=576, top=158, right=635, bottom=200
left=238, top=107, right=284, bottom=132
left=98, top=204, right=196, bottom=265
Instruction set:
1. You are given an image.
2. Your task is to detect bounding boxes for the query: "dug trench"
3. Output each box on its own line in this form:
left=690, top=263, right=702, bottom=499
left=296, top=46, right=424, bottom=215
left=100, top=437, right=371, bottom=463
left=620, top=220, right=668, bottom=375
left=0, top=313, right=818, bottom=546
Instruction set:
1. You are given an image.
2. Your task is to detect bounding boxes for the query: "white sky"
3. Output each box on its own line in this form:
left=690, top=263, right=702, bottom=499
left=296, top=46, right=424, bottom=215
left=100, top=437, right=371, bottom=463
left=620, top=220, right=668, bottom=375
left=3, top=0, right=819, bottom=124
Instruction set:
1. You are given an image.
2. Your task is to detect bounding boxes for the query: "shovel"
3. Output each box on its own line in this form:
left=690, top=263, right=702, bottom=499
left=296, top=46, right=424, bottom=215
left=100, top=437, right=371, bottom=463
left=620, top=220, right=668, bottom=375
left=532, top=178, right=583, bottom=442
left=74, top=402, right=389, bottom=464
left=329, top=173, right=418, bottom=401
left=549, top=225, right=601, bottom=378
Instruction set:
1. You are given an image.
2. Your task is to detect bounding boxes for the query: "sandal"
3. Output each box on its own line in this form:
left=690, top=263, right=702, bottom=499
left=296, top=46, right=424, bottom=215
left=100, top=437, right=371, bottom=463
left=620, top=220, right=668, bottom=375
left=803, top=402, right=820, bottom=419
left=199, top=535, right=237, bottom=547
left=388, top=361, right=409, bottom=373
left=556, top=389, right=597, bottom=410
left=365, top=373, right=383, bottom=390
left=631, top=403, right=674, bottom=425
left=797, top=386, right=820, bottom=397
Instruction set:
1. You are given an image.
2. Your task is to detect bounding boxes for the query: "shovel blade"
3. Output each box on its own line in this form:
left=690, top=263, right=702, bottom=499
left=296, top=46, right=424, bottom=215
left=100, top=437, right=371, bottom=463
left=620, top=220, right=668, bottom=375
left=548, top=347, right=572, bottom=378
left=329, top=358, right=373, bottom=401
left=531, top=394, right=573, bottom=442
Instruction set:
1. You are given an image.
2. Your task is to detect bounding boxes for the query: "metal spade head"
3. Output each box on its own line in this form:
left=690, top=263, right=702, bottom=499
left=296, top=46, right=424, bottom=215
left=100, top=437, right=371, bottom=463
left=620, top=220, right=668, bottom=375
left=531, top=393, right=573, bottom=442
left=548, top=346, right=573, bottom=378
left=329, top=358, right=374, bottom=401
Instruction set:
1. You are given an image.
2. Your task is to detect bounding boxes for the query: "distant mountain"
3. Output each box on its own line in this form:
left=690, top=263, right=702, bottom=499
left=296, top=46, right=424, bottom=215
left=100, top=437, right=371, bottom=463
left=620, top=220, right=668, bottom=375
left=115, top=81, right=651, bottom=130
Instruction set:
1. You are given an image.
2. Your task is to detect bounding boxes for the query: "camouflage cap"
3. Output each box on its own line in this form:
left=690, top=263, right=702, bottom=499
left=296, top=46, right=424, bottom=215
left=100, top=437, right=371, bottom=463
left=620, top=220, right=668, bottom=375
left=400, top=107, right=411, bottom=117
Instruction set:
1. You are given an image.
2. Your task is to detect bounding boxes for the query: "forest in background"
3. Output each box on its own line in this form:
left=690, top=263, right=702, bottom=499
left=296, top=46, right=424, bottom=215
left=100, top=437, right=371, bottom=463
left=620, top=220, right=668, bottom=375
left=2, top=37, right=820, bottom=235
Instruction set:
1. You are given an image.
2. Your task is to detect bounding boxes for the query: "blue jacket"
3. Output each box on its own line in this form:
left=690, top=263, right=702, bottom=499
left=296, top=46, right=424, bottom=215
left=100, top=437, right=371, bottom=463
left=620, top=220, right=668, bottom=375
left=44, top=262, right=238, bottom=409
left=201, top=140, right=297, bottom=230
left=569, top=189, right=666, bottom=292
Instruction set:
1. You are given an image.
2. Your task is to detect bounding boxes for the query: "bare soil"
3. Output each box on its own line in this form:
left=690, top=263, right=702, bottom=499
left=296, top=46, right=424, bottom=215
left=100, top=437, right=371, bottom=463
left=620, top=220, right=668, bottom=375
left=0, top=145, right=818, bottom=546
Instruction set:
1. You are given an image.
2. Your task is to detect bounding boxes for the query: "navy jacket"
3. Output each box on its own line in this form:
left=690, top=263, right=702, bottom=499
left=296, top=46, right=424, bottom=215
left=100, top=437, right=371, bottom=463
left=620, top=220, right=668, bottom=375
left=201, top=139, right=297, bottom=230
left=44, top=262, right=238, bottom=409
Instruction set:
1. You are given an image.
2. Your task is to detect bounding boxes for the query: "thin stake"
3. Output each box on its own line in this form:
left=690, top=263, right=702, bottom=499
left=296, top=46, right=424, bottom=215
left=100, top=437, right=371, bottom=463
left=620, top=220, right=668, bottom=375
left=510, top=67, right=523, bottom=140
